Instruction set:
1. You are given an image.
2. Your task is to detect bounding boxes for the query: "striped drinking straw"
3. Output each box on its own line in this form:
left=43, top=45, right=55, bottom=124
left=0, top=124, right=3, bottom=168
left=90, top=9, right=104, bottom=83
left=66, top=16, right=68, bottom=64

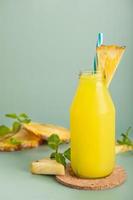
left=93, top=33, right=103, bottom=73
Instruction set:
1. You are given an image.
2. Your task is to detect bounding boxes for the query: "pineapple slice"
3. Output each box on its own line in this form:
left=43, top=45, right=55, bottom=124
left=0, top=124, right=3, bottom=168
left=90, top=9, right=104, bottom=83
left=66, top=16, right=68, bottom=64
left=24, top=122, right=70, bottom=143
left=0, top=128, right=43, bottom=152
left=96, top=45, right=125, bottom=87
left=31, top=158, right=65, bottom=175
left=115, top=144, right=133, bottom=154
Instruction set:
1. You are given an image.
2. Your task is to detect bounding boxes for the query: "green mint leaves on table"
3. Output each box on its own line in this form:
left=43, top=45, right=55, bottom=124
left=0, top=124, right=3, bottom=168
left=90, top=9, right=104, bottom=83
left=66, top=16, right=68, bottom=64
left=117, top=127, right=133, bottom=146
left=0, top=113, right=31, bottom=144
left=48, top=134, right=71, bottom=167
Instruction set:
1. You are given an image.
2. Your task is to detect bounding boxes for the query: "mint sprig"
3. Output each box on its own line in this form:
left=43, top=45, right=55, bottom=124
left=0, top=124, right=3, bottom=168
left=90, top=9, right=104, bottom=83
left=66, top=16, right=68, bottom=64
left=0, top=113, right=31, bottom=140
left=5, top=113, right=31, bottom=124
left=117, top=127, right=133, bottom=146
left=48, top=134, right=70, bottom=167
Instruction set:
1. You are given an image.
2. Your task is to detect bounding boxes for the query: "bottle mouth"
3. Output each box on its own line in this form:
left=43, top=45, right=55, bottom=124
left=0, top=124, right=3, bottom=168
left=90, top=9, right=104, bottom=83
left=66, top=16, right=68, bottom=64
left=79, top=70, right=103, bottom=79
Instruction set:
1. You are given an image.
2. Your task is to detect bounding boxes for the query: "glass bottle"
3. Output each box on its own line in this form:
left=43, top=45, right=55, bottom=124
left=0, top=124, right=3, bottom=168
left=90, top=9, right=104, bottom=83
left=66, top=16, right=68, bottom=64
left=70, top=71, right=115, bottom=178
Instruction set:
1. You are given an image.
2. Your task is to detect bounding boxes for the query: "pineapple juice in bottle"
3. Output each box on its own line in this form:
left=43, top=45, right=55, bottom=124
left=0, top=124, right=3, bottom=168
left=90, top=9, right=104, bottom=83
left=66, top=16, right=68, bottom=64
left=70, top=71, right=115, bottom=178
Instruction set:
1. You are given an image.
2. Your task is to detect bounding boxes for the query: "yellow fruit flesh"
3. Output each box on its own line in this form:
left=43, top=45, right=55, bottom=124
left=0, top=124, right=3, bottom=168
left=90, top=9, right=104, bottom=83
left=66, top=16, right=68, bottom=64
left=24, top=123, right=70, bottom=142
left=115, top=144, right=133, bottom=154
left=0, top=128, right=42, bottom=152
left=31, top=158, right=65, bottom=175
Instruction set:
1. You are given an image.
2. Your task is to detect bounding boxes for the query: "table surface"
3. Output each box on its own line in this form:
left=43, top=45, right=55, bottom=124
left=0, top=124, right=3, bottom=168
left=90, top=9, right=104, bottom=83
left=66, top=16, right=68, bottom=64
left=0, top=144, right=133, bottom=200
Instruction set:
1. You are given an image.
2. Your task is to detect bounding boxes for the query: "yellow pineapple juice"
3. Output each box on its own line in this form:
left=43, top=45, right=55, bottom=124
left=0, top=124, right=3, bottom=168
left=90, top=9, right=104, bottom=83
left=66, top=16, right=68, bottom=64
left=70, top=71, right=115, bottom=178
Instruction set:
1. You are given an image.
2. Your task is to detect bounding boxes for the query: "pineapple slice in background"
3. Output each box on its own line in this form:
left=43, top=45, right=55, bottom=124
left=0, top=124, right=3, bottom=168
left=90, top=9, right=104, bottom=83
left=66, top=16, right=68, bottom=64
left=24, top=123, right=70, bottom=143
left=115, top=144, right=133, bottom=154
left=96, top=45, right=126, bottom=87
left=31, top=158, right=65, bottom=175
left=0, top=128, right=43, bottom=152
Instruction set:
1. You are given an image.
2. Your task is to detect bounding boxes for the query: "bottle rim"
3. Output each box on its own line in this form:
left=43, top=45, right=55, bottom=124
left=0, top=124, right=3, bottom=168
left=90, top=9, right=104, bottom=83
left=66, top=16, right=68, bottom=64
left=79, top=70, right=103, bottom=79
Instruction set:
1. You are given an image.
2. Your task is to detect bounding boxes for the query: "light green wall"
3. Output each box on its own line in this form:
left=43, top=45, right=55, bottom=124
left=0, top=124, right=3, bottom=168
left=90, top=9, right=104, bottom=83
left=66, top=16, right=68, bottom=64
left=0, top=0, right=133, bottom=136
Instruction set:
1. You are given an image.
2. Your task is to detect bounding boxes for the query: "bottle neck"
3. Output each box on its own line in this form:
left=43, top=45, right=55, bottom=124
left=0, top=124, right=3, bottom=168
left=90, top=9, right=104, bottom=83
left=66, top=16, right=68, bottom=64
left=79, top=72, right=105, bottom=87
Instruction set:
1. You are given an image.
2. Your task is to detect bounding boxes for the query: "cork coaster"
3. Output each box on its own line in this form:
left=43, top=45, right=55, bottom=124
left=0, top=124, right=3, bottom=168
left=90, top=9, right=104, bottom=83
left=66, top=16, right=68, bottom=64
left=56, top=164, right=127, bottom=190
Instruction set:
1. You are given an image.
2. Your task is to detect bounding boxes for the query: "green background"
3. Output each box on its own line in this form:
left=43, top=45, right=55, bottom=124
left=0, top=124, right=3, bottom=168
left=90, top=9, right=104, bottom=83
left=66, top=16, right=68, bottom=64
left=0, top=0, right=133, bottom=134
left=0, top=0, right=133, bottom=199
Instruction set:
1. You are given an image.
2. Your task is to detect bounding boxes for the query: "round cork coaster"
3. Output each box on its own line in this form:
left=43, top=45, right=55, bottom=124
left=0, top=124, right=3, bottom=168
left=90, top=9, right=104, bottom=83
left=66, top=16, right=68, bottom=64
left=56, top=164, right=127, bottom=190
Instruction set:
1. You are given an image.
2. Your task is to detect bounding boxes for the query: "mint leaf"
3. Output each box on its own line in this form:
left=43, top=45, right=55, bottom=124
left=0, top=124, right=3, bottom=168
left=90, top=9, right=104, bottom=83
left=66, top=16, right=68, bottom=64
left=12, top=121, right=21, bottom=133
left=64, top=148, right=71, bottom=161
left=50, top=152, right=56, bottom=159
left=0, top=125, right=10, bottom=136
left=19, top=113, right=29, bottom=118
left=10, top=138, right=21, bottom=145
left=47, top=134, right=70, bottom=167
left=0, top=112, right=31, bottom=139
left=48, top=134, right=61, bottom=150
left=117, top=127, right=133, bottom=146
left=55, top=153, right=66, bottom=167
left=117, top=140, right=123, bottom=145
left=5, top=112, right=31, bottom=124
left=21, top=119, right=31, bottom=124
left=5, top=113, right=18, bottom=119
left=18, top=113, right=31, bottom=123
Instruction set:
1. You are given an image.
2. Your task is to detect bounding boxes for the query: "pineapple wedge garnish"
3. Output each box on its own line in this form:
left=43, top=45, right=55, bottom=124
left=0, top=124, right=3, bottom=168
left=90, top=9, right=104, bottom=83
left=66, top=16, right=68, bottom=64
left=96, top=45, right=125, bottom=87
left=31, top=158, right=65, bottom=175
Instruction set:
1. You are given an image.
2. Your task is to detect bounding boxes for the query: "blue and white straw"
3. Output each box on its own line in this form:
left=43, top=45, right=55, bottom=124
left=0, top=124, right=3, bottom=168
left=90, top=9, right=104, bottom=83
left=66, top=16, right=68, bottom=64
left=94, top=33, right=103, bottom=72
